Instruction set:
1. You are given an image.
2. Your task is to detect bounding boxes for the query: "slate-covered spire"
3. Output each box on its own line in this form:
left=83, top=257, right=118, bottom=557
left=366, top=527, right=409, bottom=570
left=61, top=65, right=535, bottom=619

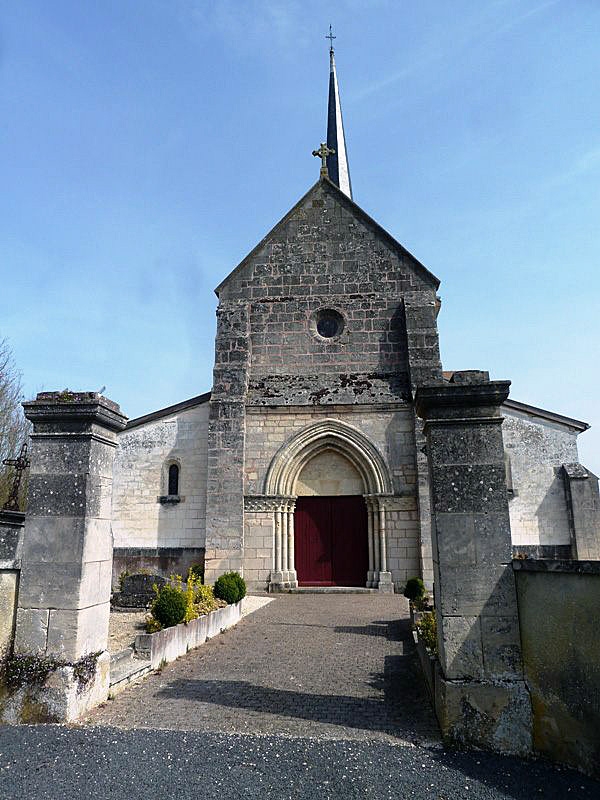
left=326, top=37, right=352, bottom=199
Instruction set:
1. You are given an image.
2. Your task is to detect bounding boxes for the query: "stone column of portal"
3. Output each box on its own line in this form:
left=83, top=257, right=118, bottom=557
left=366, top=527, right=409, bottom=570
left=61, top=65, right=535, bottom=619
left=415, top=374, right=532, bottom=755
left=366, top=498, right=375, bottom=587
left=376, top=499, right=393, bottom=593
left=8, top=392, right=127, bottom=724
left=372, top=499, right=381, bottom=581
left=281, top=502, right=289, bottom=584
left=270, top=505, right=285, bottom=591
left=287, top=500, right=298, bottom=589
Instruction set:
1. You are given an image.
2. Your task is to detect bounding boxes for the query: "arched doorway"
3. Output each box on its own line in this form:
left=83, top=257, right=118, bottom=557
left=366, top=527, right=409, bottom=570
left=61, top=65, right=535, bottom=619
left=294, top=450, right=368, bottom=587
left=262, top=418, right=394, bottom=592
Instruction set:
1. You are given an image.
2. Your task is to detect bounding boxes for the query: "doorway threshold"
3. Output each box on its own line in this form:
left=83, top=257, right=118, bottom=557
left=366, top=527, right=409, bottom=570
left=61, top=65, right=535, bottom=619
left=288, top=586, right=379, bottom=594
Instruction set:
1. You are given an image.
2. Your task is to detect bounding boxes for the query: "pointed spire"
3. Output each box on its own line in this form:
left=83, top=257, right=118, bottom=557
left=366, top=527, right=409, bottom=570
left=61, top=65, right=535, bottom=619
left=325, top=28, right=352, bottom=199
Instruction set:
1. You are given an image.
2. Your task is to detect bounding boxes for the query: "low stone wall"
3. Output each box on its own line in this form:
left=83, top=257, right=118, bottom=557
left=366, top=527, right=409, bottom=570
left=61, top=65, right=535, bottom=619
left=514, top=559, right=600, bottom=778
left=0, top=511, right=24, bottom=664
left=134, top=602, right=242, bottom=669
left=112, top=547, right=205, bottom=590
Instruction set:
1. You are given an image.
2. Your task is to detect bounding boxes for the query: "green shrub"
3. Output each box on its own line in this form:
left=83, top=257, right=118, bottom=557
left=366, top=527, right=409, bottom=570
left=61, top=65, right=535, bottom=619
left=151, top=584, right=187, bottom=628
left=229, top=572, right=247, bottom=601
left=403, top=576, right=426, bottom=604
left=416, top=611, right=437, bottom=653
left=214, top=571, right=246, bottom=604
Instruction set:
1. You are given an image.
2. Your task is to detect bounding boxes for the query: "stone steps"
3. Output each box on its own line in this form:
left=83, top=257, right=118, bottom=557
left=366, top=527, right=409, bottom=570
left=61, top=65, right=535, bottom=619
left=286, top=586, right=379, bottom=594
left=109, top=648, right=152, bottom=697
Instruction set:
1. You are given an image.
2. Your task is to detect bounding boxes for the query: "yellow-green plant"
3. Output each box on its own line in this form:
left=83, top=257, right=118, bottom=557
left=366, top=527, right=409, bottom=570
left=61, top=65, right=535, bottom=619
left=416, top=611, right=438, bottom=654
left=194, top=583, right=219, bottom=615
left=184, top=569, right=201, bottom=623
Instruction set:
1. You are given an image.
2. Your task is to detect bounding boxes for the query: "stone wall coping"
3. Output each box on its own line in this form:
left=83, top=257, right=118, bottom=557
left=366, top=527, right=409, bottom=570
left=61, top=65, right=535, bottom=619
left=23, top=392, right=128, bottom=433
left=415, top=380, right=511, bottom=418
left=134, top=601, right=242, bottom=669
left=512, top=558, right=600, bottom=575
left=562, top=463, right=596, bottom=480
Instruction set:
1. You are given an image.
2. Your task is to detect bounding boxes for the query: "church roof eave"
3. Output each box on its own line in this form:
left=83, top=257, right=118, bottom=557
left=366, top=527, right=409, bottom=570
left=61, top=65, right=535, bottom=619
left=124, top=391, right=211, bottom=431
left=214, top=178, right=440, bottom=296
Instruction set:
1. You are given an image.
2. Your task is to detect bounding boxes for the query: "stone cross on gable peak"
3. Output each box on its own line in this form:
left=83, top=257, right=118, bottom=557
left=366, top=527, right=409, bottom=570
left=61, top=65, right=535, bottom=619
left=312, top=142, right=336, bottom=178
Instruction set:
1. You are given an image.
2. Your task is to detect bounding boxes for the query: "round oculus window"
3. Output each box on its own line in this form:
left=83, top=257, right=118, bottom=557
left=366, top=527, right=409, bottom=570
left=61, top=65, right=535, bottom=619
left=315, top=309, right=344, bottom=339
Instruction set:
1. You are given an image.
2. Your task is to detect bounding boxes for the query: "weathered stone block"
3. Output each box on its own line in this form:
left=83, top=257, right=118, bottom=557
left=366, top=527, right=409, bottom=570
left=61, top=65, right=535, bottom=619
left=436, top=563, right=518, bottom=618
left=0, top=572, right=18, bottom=658
left=0, top=650, right=111, bottom=724
left=480, top=615, right=523, bottom=679
left=428, top=423, right=505, bottom=466
left=431, top=464, right=509, bottom=514
left=439, top=615, right=484, bottom=680
left=46, top=603, right=110, bottom=660
left=0, top=512, right=24, bottom=569
left=434, top=670, right=532, bottom=756
left=14, top=608, right=50, bottom=654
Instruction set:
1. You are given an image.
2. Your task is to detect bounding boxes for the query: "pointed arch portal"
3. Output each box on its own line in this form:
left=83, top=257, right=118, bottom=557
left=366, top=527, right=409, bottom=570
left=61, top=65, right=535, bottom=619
left=262, top=419, right=394, bottom=592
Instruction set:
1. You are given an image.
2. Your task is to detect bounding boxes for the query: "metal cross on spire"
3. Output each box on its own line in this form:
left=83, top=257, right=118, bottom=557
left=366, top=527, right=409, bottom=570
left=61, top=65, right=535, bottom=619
left=326, top=24, right=336, bottom=51
left=312, top=142, right=335, bottom=177
left=2, top=442, right=29, bottom=512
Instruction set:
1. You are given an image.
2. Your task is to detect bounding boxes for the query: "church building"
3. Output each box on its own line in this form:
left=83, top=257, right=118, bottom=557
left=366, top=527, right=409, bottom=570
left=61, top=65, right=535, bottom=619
left=109, top=46, right=597, bottom=592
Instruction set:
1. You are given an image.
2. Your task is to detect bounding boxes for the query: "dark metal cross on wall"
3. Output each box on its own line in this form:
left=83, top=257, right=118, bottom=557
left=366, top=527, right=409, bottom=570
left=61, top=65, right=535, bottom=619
left=2, top=442, right=30, bottom=511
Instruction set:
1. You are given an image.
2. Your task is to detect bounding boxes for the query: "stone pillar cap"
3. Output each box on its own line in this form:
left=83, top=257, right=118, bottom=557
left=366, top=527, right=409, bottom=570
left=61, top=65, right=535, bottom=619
left=23, top=391, right=128, bottom=432
left=415, top=380, right=511, bottom=419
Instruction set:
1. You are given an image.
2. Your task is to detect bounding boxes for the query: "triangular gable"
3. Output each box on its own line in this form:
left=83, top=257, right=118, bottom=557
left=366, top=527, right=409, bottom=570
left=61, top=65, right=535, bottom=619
left=215, top=177, right=440, bottom=295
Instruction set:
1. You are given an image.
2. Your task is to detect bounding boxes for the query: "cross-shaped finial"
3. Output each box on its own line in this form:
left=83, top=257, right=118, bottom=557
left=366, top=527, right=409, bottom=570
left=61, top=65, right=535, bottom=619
left=326, top=25, right=336, bottom=50
left=312, top=142, right=335, bottom=178
left=2, top=442, right=30, bottom=511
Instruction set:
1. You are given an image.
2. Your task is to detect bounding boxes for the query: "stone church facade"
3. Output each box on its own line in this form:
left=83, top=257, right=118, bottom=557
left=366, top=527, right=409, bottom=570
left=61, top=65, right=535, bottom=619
left=109, top=50, right=597, bottom=593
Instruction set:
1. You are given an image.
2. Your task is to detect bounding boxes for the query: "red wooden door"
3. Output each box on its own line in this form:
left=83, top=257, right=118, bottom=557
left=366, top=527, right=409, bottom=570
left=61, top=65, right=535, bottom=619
left=295, top=496, right=367, bottom=587
left=295, top=497, right=332, bottom=585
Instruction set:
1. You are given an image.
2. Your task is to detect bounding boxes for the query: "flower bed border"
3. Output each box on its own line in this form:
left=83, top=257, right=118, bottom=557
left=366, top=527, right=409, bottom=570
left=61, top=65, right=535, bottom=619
left=134, top=601, right=242, bottom=669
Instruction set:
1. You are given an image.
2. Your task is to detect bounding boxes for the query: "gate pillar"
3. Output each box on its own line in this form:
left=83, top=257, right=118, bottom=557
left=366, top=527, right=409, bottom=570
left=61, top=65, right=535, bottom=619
left=415, top=373, right=532, bottom=755
left=5, top=392, right=126, bottom=723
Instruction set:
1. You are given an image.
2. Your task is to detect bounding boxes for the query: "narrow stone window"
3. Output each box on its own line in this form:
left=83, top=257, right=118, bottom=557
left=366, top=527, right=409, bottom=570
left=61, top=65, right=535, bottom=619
left=168, top=463, right=179, bottom=496
left=158, top=461, right=182, bottom=503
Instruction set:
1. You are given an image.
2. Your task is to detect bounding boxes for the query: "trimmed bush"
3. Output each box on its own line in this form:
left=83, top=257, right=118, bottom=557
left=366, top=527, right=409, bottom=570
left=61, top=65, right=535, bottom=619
left=214, top=571, right=246, bottom=604
left=403, top=576, right=426, bottom=604
left=151, top=584, right=187, bottom=628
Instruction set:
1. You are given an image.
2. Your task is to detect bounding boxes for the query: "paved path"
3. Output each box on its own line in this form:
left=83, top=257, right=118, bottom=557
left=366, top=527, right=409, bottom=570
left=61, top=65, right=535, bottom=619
left=1, top=727, right=597, bottom=799
left=2, top=595, right=597, bottom=798
left=86, top=594, right=439, bottom=744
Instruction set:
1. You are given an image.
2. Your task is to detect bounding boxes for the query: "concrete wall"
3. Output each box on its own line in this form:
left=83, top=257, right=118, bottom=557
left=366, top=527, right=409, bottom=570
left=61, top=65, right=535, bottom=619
left=502, top=407, right=579, bottom=547
left=111, top=401, right=209, bottom=578
left=514, top=559, right=600, bottom=778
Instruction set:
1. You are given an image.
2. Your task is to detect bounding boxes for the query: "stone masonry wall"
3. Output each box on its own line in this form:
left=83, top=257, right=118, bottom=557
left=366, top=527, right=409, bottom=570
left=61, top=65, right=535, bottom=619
left=218, top=180, right=441, bottom=407
left=295, top=450, right=363, bottom=495
left=502, top=408, right=578, bottom=546
left=208, top=179, right=443, bottom=588
left=244, top=405, right=420, bottom=591
left=111, top=401, right=210, bottom=553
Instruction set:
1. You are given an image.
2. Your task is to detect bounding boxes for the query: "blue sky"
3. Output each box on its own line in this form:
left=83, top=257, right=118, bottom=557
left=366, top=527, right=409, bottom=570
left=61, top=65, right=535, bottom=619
left=1, top=0, right=599, bottom=470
